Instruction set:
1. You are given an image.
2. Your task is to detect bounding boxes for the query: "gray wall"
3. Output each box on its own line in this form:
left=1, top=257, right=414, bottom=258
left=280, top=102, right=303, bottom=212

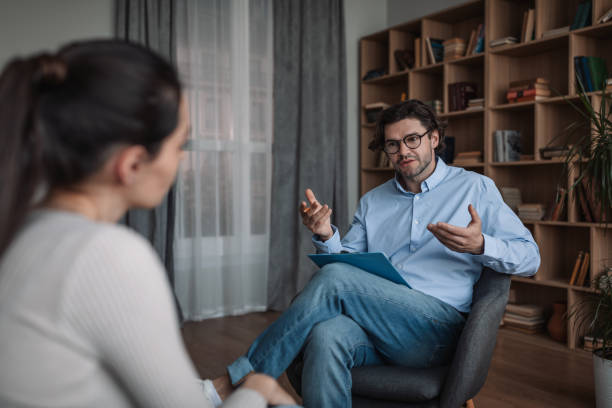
left=387, top=0, right=467, bottom=26
left=344, top=0, right=387, bottom=223
left=0, top=0, right=114, bottom=70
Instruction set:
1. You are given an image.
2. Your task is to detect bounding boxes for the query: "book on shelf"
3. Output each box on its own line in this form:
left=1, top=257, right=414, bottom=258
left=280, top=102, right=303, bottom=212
left=414, top=37, right=422, bottom=68
left=505, top=303, right=545, bottom=317
left=575, top=251, right=590, bottom=287
left=577, top=182, right=594, bottom=222
left=569, top=250, right=584, bottom=285
left=453, top=150, right=482, bottom=166
left=448, top=82, right=477, bottom=111
left=574, top=56, right=608, bottom=91
left=522, top=9, right=535, bottom=42
left=571, top=0, right=592, bottom=30
left=490, top=36, right=518, bottom=48
left=364, top=102, right=390, bottom=123
left=541, top=26, right=570, bottom=38
left=518, top=203, right=546, bottom=221
left=503, top=303, right=546, bottom=334
left=539, top=145, right=571, bottom=159
left=584, top=335, right=604, bottom=352
left=501, top=187, right=522, bottom=213
left=465, top=29, right=477, bottom=56
left=443, top=37, right=466, bottom=61
left=546, top=187, right=567, bottom=221
left=506, top=88, right=551, bottom=99
left=425, top=37, right=443, bottom=64
left=597, top=6, right=612, bottom=23
left=473, top=23, right=485, bottom=54
left=494, top=130, right=521, bottom=162
left=423, top=99, right=442, bottom=115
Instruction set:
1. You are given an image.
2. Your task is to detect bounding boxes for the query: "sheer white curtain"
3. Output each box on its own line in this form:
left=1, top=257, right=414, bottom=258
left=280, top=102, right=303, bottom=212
left=174, top=0, right=273, bottom=320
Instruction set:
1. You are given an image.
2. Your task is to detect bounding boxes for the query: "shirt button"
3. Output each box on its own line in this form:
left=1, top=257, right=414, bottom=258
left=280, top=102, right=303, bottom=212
left=415, top=219, right=419, bottom=224
left=415, top=196, right=419, bottom=200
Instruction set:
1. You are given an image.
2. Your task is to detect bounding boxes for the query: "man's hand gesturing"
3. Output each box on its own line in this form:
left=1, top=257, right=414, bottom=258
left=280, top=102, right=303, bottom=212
left=299, top=188, right=333, bottom=241
left=427, top=204, right=485, bottom=255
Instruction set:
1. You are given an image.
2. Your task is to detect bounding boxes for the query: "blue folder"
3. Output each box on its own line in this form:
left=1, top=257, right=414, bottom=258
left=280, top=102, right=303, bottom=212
left=308, top=252, right=411, bottom=288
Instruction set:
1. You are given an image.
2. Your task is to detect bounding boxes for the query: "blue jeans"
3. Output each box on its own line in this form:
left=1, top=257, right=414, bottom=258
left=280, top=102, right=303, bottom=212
left=227, top=263, right=466, bottom=407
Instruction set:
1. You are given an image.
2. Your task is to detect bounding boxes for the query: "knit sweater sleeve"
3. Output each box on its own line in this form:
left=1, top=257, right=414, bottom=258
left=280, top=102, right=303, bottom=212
left=61, top=226, right=266, bottom=408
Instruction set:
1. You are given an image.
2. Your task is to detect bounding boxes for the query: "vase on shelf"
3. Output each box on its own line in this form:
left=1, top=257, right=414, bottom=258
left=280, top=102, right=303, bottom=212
left=547, top=302, right=567, bottom=343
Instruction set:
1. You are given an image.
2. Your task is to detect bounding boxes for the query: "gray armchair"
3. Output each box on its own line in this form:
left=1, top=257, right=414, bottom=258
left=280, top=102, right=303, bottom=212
left=286, top=267, right=511, bottom=408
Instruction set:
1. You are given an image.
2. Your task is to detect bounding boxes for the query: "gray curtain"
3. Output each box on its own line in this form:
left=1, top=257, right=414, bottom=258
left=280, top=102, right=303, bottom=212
left=115, top=0, right=181, bottom=318
left=267, top=0, right=347, bottom=310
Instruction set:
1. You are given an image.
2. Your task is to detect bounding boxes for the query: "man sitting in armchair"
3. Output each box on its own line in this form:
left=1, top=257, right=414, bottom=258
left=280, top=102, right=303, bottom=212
left=215, top=99, right=540, bottom=407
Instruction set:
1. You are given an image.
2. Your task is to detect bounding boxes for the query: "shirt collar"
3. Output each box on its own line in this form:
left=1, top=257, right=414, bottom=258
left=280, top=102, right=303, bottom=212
left=393, top=156, right=448, bottom=194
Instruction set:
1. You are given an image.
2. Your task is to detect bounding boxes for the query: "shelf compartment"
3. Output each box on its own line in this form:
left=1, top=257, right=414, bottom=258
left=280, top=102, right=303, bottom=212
left=360, top=171, right=394, bottom=195
left=445, top=60, right=484, bottom=113
left=488, top=108, right=535, bottom=161
left=421, top=1, right=484, bottom=66
left=488, top=0, right=533, bottom=46
left=408, top=70, right=443, bottom=105
left=590, top=226, right=612, bottom=281
left=488, top=45, right=569, bottom=106
left=536, top=0, right=581, bottom=39
left=533, top=223, right=590, bottom=283
left=445, top=113, right=484, bottom=161
left=360, top=82, right=407, bottom=124
left=569, top=30, right=612, bottom=94
left=389, top=25, right=421, bottom=74
left=360, top=34, right=389, bottom=81
left=534, top=101, right=587, bottom=160
left=488, top=162, right=565, bottom=217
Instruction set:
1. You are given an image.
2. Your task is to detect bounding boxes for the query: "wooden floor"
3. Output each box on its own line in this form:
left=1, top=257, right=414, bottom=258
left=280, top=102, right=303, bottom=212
left=181, top=311, right=595, bottom=407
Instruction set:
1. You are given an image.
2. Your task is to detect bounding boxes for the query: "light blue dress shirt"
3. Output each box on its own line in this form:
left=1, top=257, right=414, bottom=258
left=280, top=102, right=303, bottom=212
left=313, top=158, right=540, bottom=312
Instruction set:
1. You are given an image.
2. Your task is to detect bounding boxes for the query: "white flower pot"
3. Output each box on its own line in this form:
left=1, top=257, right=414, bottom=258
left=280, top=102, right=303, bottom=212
left=594, top=349, right=612, bottom=408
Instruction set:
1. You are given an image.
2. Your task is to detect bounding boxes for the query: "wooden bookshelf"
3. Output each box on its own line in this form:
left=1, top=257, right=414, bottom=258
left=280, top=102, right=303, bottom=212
left=358, top=0, right=612, bottom=352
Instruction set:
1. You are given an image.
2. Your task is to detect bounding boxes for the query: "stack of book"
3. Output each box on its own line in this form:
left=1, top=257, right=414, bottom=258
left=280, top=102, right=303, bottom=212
left=539, top=145, right=572, bottom=159
left=503, top=303, right=546, bottom=334
left=443, top=37, right=466, bottom=60
left=423, top=99, right=442, bottom=115
left=493, top=129, right=521, bottom=162
left=489, top=36, right=518, bottom=48
left=571, top=0, right=592, bottom=30
left=520, top=9, right=536, bottom=42
left=448, top=82, right=477, bottom=111
left=597, top=6, right=612, bottom=23
left=518, top=203, right=546, bottom=221
left=452, top=151, right=482, bottom=166
left=466, top=98, right=484, bottom=110
left=507, top=78, right=551, bottom=103
left=584, top=335, right=604, bottom=352
left=569, top=250, right=590, bottom=287
left=541, top=26, right=570, bottom=39
left=425, top=38, right=444, bottom=64
left=501, top=187, right=522, bottom=213
left=574, top=56, right=608, bottom=92
left=364, top=102, right=390, bottom=123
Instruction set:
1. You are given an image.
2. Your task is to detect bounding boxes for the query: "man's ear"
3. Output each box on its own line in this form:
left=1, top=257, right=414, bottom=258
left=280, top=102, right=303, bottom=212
left=430, top=130, right=440, bottom=149
left=114, top=145, right=149, bottom=185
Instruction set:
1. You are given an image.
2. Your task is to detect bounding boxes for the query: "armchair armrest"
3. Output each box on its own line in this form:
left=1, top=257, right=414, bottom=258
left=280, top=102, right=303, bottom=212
left=440, top=268, right=511, bottom=408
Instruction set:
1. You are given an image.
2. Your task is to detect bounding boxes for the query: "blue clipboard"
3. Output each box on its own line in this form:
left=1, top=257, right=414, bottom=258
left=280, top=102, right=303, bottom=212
left=308, top=252, right=411, bottom=288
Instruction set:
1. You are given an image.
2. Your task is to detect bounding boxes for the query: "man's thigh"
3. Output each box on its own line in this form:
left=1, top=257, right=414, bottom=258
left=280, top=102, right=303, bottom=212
left=310, top=263, right=465, bottom=367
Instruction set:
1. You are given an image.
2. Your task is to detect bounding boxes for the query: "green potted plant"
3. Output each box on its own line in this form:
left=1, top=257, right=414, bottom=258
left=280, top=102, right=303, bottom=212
left=561, top=76, right=611, bottom=407
left=571, top=268, right=612, bottom=407
left=560, top=77, right=612, bottom=223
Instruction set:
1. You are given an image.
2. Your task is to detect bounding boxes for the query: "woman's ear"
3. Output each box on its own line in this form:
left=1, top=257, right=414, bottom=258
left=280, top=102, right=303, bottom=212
left=114, top=145, right=149, bottom=185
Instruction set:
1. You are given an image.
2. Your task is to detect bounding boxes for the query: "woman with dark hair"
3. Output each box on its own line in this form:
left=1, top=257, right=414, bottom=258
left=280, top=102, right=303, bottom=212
left=0, top=40, right=295, bottom=408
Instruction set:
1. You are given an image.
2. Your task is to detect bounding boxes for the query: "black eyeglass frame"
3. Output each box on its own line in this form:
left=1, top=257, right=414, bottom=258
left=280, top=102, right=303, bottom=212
left=383, top=128, right=432, bottom=154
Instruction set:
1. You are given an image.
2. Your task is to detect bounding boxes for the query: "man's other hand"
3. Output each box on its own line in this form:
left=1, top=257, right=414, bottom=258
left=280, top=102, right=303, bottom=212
left=299, top=188, right=333, bottom=241
left=427, top=204, right=485, bottom=255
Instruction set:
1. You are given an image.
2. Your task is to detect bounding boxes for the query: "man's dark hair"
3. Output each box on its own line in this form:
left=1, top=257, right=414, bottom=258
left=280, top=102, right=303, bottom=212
left=368, top=99, right=447, bottom=154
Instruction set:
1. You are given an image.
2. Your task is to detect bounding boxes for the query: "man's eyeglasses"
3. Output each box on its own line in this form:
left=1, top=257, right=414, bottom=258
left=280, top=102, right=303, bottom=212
left=383, top=129, right=431, bottom=154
